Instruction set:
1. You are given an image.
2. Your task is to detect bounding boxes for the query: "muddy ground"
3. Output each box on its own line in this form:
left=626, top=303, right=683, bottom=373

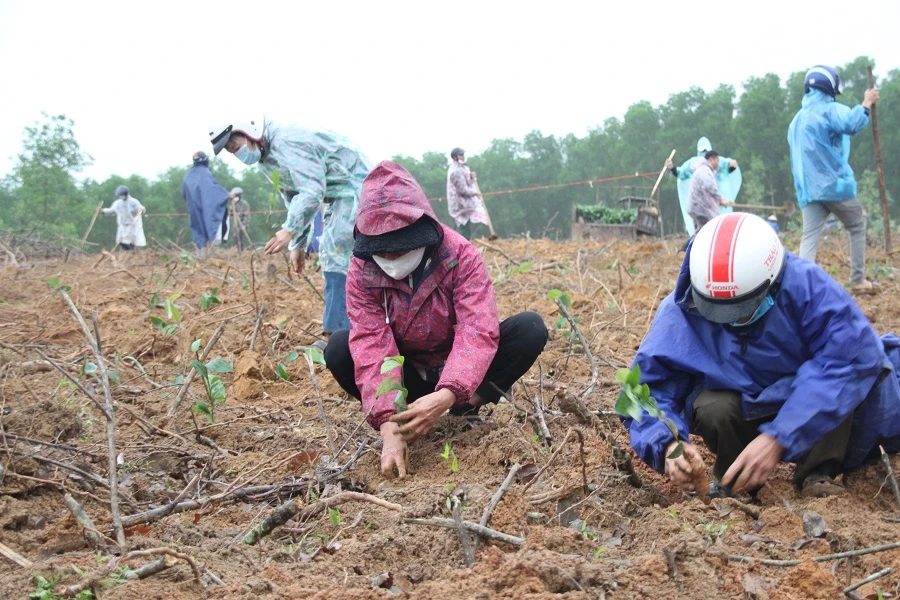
left=1, top=231, right=900, bottom=599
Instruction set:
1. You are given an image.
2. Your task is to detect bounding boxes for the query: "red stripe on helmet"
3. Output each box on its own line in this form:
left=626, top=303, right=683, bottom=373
left=707, top=213, right=747, bottom=298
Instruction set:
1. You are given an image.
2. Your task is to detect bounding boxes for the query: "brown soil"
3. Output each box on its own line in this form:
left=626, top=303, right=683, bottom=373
left=1, top=233, right=899, bottom=599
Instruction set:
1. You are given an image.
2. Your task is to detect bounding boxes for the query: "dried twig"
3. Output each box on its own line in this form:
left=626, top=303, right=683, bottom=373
left=719, top=497, right=761, bottom=520
left=473, top=239, right=519, bottom=265
left=244, top=492, right=403, bottom=545
left=63, top=493, right=109, bottom=550
left=880, top=446, right=900, bottom=512
left=305, top=351, right=337, bottom=460
left=59, top=290, right=125, bottom=546
left=302, top=274, right=325, bottom=303
left=523, top=428, right=588, bottom=494
left=728, top=540, right=900, bottom=567
left=451, top=498, right=476, bottom=566
left=554, top=298, right=603, bottom=391
left=58, top=548, right=202, bottom=596
left=528, top=381, right=552, bottom=445
left=0, top=540, right=32, bottom=568
left=403, top=518, right=524, bottom=546
left=843, top=567, right=892, bottom=596
left=249, top=305, right=265, bottom=351
left=167, top=326, right=225, bottom=417
left=481, top=463, right=522, bottom=529
left=34, top=349, right=110, bottom=420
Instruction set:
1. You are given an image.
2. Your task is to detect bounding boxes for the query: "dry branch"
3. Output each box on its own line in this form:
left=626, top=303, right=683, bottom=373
left=249, top=305, right=265, bottom=351
left=553, top=298, right=601, bottom=394
left=523, top=428, right=588, bottom=494
left=451, top=499, right=476, bottom=566
left=727, top=540, right=900, bottom=567
left=843, top=567, right=892, bottom=596
left=481, top=463, right=521, bottom=529
left=244, top=491, right=403, bottom=545
left=305, top=351, right=337, bottom=460
left=56, top=290, right=125, bottom=545
left=63, top=493, right=107, bottom=549
left=34, top=349, right=110, bottom=419
left=403, top=518, right=524, bottom=546
left=0, top=540, right=32, bottom=568
left=880, top=446, right=900, bottom=512
left=167, top=325, right=225, bottom=417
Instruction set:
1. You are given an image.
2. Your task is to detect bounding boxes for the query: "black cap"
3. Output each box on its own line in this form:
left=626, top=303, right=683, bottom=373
left=353, top=218, right=440, bottom=258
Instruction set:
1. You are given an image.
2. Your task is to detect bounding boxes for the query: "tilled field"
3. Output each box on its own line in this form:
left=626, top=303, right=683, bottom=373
left=1, top=233, right=900, bottom=599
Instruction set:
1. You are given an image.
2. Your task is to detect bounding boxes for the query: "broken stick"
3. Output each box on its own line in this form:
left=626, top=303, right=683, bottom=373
left=880, top=445, right=900, bottom=512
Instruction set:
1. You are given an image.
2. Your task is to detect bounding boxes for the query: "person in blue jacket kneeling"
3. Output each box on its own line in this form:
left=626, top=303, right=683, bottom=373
left=624, top=212, right=900, bottom=498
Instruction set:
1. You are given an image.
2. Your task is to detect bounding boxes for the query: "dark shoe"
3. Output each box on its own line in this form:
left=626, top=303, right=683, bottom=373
left=310, top=339, right=328, bottom=353
left=800, top=474, right=846, bottom=498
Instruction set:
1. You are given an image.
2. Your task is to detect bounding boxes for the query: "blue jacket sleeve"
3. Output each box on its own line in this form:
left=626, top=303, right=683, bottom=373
left=758, top=270, right=884, bottom=460
left=626, top=301, right=697, bottom=472
left=824, top=104, right=869, bottom=136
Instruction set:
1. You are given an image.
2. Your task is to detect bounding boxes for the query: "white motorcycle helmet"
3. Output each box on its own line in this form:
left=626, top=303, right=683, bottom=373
left=209, top=117, right=265, bottom=156
left=689, top=213, right=784, bottom=323
left=231, top=187, right=244, bottom=197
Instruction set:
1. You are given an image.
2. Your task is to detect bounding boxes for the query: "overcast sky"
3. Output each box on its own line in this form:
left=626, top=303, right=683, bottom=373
left=1, top=0, right=898, bottom=184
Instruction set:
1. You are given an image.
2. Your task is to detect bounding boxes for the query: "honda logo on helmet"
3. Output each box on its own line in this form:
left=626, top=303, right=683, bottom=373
left=706, top=283, right=739, bottom=292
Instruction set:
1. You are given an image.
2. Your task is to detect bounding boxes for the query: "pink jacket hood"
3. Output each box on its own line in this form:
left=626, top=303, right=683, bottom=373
left=355, top=161, right=440, bottom=237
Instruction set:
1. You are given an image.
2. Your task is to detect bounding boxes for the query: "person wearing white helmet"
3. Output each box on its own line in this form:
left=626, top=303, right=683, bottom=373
left=209, top=117, right=370, bottom=335
left=230, top=187, right=251, bottom=251
left=788, top=64, right=880, bottom=295
left=666, top=137, right=741, bottom=236
left=99, top=185, right=146, bottom=250
left=622, top=213, right=900, bottom=499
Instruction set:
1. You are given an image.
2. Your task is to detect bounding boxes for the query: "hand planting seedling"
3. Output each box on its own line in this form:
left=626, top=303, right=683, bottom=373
left=376, top=355, right=408, bottom=416
left=615, top=364, right=709, bottom=502
left=190, top=337, right=233, bottom=423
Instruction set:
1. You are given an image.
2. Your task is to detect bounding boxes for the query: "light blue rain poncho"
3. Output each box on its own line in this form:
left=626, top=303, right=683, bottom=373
left=674, top=137, right=742, bottom=235
left=260, top=120, right=371, bottom=274
left=787, top=89, right=869, bottom=209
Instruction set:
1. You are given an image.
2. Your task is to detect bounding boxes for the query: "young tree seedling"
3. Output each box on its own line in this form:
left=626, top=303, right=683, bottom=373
left=190, top=337, right=233, bottom=423
left=615, top=364, right=709, bottom=502
left=200, top=287, right=221, bottom=311
left=440, top=442, right=459, bottom=473
left=376, top=356, right=408, bottom=416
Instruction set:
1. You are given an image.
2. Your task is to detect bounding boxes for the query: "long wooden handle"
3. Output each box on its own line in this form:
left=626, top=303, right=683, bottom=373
left=649, top=149, right=677, bottom=200
left=868, top=65, right=891, bottom=253
left=82, top=202, right=104, bottom=242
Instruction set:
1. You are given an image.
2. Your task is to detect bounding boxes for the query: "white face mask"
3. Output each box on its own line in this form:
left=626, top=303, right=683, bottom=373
left=373, top=247, right=426, bottom=280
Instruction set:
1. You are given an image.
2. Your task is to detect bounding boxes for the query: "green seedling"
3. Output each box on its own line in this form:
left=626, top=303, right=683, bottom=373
left=440, top=442, right=459, bottom=473
left=200, top=287, right=222, bottom=311
left=702, top=522, right=728, bottom=543
left=328, top=507, right=344, bottom=527
left=548, top=289, right=577, bottom=339
left=190, top=338, right=233, bottom=423
left=497, top=262, right=532, bottom=283
left=29, top=574, right=93, bottom=600
left=376, top=355, right=408, bottom=415
left=276, top=350, right=300, bottom=381
left=45, top=277, right=71, bottom=292
left=615, top=364, right=683, bottom=459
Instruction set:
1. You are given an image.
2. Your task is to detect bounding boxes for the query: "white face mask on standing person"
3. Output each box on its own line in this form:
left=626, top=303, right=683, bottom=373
left=373, top=247, right=426, bottom=280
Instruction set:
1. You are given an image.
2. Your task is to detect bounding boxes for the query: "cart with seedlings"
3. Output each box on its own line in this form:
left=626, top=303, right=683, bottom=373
left=571, top=196, right=661, bottom=241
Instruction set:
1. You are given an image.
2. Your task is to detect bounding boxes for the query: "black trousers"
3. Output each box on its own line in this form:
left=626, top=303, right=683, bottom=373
left=324, top=311, right=548, bottom=413
left=692, top=389, right=853, bottom=486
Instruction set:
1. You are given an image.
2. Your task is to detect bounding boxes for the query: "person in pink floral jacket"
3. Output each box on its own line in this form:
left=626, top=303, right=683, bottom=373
left=325, top=161, right=548, bottom=478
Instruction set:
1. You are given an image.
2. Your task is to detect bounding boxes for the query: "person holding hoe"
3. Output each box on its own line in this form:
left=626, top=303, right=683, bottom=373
left=325, top=161, right=548, bottom=478
left=623, top=212, right=900, bottom=499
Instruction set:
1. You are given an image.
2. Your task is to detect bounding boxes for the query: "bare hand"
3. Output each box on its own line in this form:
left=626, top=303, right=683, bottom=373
left=470, top=171, right=477, bottom=179
left=665, top=158, right=674, bottom=169
left=721, top=200, right=734, bottom=207
left=864, top=87, right=880, bottom=108
left=729, top=159, right=738, bottom=169
left=721, top=433, right=782, bottom=493
left=389, top=388, right=456, bottom=442
left=228, top=192, right=235, bottom=200
left=264, top=228, right=294, bottom=254
left=290, top=247, right=305, bottom=275
left=380, top=422, right=408, bottom=479
left=665, top=441, right=705, bottom=492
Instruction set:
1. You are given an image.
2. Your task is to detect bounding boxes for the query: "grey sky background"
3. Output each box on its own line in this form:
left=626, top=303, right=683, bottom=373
left=1, top=0, right=898, bottom=184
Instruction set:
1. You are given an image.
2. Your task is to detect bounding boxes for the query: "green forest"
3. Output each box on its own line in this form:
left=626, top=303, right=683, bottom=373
left=1, top=56, right=897, bottom=247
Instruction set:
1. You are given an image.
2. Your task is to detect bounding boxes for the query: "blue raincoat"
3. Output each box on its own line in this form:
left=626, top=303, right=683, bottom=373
left=675, top=138, right=742, bottom=235
left=259, top=120, right=370, bottom=275
left=624, top=247, right=900, bottom=474
left=182, top=163, right=230, bottom=249
left=788, top=89, right=869, bottom=209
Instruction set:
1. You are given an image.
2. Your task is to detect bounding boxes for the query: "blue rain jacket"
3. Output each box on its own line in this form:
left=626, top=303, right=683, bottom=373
left=625, top=246, right=900, bottom=474
left=788, top=90, right=869, bottom=208
left=675, top=155, right=741, bottom=236
left=182, top=164, right=229, bottom=248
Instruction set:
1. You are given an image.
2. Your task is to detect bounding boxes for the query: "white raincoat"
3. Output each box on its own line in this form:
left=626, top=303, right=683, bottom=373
left=102, top=195, right=146, bottom=247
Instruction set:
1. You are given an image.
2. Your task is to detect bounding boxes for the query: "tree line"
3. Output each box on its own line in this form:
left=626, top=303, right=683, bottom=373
left=1, top=55, right=896, bottom=247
